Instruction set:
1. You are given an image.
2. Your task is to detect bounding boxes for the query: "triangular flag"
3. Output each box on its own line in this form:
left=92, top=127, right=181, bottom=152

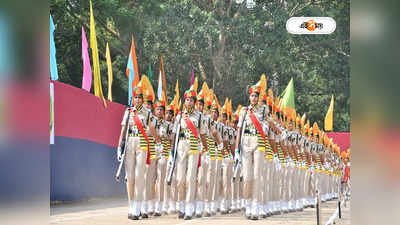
left=175, top=79, right=179, bottom=101
left=192, top=77, right=198, bottom=93
left=128, top=67, right=133, bottom=106
left=157, top=67, right=163, bottom=100
left=280, top=77, right=295, bottom=114
left=126, top=35, right=140, bottom=90
left=324, top=95, right=334, bottom=131
left=190, top=68, right=195, bottom=85
left=50, top=14, right=58, bottom=80
left=90, top=0, right=106, bottom=107
left=141, top=75, right=155, bottom=103
left=160, top=56, right=167, bottom=95
left=157, top=55, right=167, bottom=100
left=148, top=64, right=153, bottom=84
left=106, top=42, right=113, bottom=101
left=81, top=26, right=92, bottom=92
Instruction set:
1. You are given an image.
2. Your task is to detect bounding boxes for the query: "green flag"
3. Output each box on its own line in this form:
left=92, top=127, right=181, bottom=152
left=280, top=78, right=295, bottom=110
left=148, top=64, right=153, bottom=84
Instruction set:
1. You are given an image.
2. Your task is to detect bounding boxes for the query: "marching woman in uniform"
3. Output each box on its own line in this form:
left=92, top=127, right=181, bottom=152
left=117, top=86, right=161, bottom=220
left=173, top=86, right=208, bottom=220
left=204, top=100, right=224, bottom=217
left=194, top=93, right=208, bottom=218
left=153, top=99, right=170, bottom=216
left=234, top=84, right=269, bottom=220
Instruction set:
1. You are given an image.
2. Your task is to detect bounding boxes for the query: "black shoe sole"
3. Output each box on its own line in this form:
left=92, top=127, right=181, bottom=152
left=184, top=216, right=192, bottom=220
left=128, top=215, right=139, bottom=220
left=251, top=216, right=259, bottom=220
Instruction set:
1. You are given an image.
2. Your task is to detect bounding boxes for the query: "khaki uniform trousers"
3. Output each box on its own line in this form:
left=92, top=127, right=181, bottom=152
left=271, top=159, right=281, bottom=202
left=212, top=159, right=222, bottom=202
left=196, top=154, right=208, bottom=201
left=287, top=162, right=295, bottom=201
left=300, top=167, right=307, bottom=199
left=304, top=168, right=311, bottom=198
left=281, top=162, right=290, bottom=202
left=265, top=159, right=274, bottom=204
left=260, top=157, right=269, bottom=206
left=231, top=165, right=240, bottom=204
left=125, top=136, right=148, bottom=202
left=221, top=157, right=233, bottom=203
left=315, top=170, right=321, bottom=195
left=309, top=169, right=316, bottom=198
left=206, top=158, right=216, bottom=202
left=145, top=157, right=157, bottom=202
left=292, top=165, right=300, bottom=200
left=176, top=140, right=199, bottom=203
left=242, top=135, right=264, bottom=203
left=155, top=157, right=167, bottom=203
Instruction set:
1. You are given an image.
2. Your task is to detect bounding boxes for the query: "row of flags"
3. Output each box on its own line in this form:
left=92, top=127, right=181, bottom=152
left=50, top=0, right=143, bottom=108
left=50, top=1, right=171, bottom=108
left=49, top=1, right=335, bottom=130
left=278, top=77, right=335, bottom=131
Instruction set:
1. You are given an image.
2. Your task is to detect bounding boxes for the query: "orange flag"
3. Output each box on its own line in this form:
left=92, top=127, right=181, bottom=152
left=126, top=35, right=140, bottom=89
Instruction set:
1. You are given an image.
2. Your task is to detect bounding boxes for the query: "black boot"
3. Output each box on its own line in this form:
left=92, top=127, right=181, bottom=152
left=128, top=214, right=139, bottom=220
left=178, top=212, right=185, bottom=219
left=184, top=215, right=192, bottom=220
left=251, top=215, right=259, bottom=220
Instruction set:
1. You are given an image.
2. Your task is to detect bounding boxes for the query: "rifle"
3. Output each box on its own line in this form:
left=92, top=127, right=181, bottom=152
left=233, top=109, right=248, bottom=181
left=115, top=107, right=131, bottom=182
left=167, top=113, right=182, bottom=185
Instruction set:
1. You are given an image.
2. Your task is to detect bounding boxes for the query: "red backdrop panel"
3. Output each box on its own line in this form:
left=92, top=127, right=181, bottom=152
left=326, top=132, right=350, bottom=152
left=53, top=81, right=125, bottom=147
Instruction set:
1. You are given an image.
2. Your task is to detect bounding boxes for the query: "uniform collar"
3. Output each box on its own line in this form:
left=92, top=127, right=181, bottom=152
left=185, top=107, right=195, bottom=115
left=157, top=117, right=164, bottom=123
left=248, top=104, right=258, bottom=111
left=133, top=104, right=143, bottom=112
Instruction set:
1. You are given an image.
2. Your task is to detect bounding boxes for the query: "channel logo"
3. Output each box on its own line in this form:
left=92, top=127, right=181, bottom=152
left=286, top=17, right=336, bottom=34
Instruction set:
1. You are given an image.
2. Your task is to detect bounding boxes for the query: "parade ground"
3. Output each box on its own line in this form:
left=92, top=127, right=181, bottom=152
left=51, top=198, right=350, bottom=225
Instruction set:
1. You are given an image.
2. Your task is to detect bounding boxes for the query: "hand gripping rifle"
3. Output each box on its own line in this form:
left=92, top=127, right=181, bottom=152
left=233, top=109, right=248, bottom=182
left=115, top=108, right=131, bottom=182
left=167, top=113, right=182, bottom=185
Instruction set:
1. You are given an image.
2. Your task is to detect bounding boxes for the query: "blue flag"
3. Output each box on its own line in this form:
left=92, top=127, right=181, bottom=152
left=128, top=64, right=133, bottom=106
left=50, top=15, right=58, bottom=80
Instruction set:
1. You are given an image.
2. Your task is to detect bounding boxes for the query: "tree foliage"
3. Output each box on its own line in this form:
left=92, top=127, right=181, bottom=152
left=50, top=0, right=350, bottom=131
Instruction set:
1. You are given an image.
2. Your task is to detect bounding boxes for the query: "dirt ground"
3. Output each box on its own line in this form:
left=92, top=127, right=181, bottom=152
left=51, top=197, right=350, bottom=225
